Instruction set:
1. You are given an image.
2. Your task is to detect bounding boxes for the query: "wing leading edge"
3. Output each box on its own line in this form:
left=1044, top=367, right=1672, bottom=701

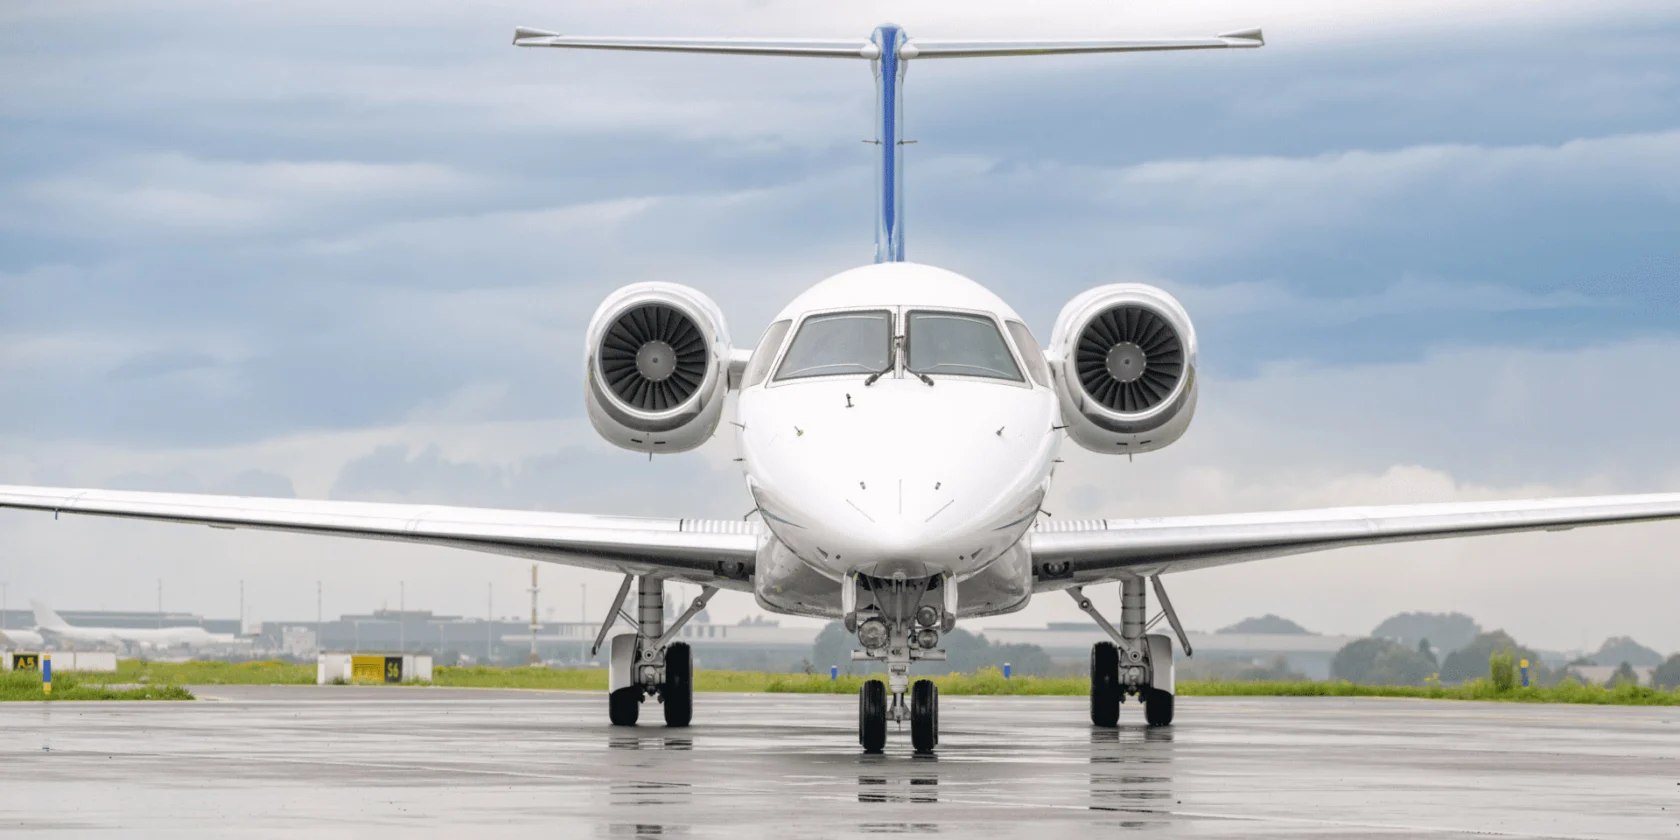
left=1029, top=492, right=1680, bottom=591
left=0, top=485, right=763, bottom=591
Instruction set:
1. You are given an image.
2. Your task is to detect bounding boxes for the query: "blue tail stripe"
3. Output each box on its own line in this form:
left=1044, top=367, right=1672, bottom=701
left=871, top=25, right=906, bottom=263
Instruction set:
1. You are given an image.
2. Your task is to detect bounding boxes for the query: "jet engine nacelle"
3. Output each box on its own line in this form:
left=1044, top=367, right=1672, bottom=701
left=1048, top=284, right=1198, bottom=455
left=585, top=282, right=733, bottom=454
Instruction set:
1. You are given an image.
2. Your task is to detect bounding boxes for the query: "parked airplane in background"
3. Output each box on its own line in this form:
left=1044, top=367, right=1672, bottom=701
left=4, top=23, right=1680, bottom=755
left=30, top=601, right=248, bottom=652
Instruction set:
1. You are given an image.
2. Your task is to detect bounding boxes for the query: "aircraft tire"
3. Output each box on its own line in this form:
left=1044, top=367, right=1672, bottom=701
left=609, top=686, right=641, bottom=726
left=663, top=642, right=693, bottom=727
left=1143, top=687, right=1174, bottom=727
left=1091, top=642, right=1121, bottom=727
left=910, top=679, right=938, bottom=754
left=859, top=679, right=888, bottom=754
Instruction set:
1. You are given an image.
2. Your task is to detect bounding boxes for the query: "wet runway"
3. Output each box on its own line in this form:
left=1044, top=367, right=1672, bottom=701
left=1, top=686, right=1675, bottom=838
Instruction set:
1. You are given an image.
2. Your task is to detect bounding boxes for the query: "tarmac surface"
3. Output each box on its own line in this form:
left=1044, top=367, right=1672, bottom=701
left=1, top=686, right=1676, bottom=838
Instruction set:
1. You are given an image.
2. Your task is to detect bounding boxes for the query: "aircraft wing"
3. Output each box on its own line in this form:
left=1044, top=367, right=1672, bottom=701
left=0, top=485, right=763, bottom=591
left=1028, top=492, right=1680, bottom=591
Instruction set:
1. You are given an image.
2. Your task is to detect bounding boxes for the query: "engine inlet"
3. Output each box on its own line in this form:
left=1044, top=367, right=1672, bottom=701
left=600, top=303, right=709, bottom=412
left=1075, top=305, right=1185, bottom=413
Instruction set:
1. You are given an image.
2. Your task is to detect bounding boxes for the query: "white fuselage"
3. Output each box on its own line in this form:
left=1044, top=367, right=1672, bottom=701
left=42, top=624, right=244, bottom=650
left=735, top=263, right=1060, bottom=604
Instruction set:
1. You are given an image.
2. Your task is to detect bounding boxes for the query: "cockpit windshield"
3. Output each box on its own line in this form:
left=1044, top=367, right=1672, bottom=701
left=906, top=311, right=1024, bottom=382
left=774, top=310, right=893, bottom=380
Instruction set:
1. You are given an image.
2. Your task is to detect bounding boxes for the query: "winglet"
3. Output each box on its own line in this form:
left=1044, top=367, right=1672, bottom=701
left=1218, top=28, right=1264, bottom=46
left=513, top=26, right=560, bottom=45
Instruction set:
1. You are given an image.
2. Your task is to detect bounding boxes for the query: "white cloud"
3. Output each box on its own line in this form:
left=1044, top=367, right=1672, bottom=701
left=1178, top=274, right=1615, bottom=325
left=917, top=129, right=1680, bottom=273
left=7, top=154, right=481, bottom=237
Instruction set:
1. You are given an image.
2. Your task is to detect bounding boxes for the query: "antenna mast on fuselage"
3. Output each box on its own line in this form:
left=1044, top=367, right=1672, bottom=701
left=512, top=23, right=1263, bottom=264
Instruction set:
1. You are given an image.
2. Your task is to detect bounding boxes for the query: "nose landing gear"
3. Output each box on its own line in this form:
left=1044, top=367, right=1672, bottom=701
left=856, top=677, right=940, bottom=754
left=851, top=573, right=949, bottom=754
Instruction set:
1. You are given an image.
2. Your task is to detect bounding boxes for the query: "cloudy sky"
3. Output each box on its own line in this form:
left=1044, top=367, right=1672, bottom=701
left=3, top=0, right=1678, bottom=653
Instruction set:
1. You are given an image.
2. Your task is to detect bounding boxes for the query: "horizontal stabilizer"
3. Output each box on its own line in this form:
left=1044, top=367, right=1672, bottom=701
left=904, top=31, right=1264, bottom=59
left=511, top=30, right=876, bottom=59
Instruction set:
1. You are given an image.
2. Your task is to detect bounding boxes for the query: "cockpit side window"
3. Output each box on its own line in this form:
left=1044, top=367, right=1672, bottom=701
left=773, top=310, right=893, bottom=381
left=906, top=311, right=1024, bottom=382
left=1005, top=321, right=1050, bottom=387
left=741, top=319, right=792, bottom=389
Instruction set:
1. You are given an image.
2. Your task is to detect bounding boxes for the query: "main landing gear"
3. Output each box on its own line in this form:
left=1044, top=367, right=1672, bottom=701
left=1072, top=575, right=1193, bottom=728
left=596, top=574, right=716, bottom=728
left=849, top=572, right=952, bottom=754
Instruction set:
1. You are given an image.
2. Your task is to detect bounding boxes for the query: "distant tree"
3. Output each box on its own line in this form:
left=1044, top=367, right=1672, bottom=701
left=1607, top=661, right=1640, bottom=688
left=989, top=642, right=1053, bottom=677
left=1332, top=638, right=1437, bottom=686
left=811, top=622, right=857, bottom=674
left=1417, top=638, right=1437, bottom=665
left=1488, top=649, right=1517, bottom=692
left=1237, top=656, right=1308, bottom=682
left=1652, top=655, right=1680, bottom=690
left=1370, top=612, right=1481, bottom=655
left=1439, top=631, right=1539, bottom=685
left=1590, top=637, right=1664, bottom=667
left=938, top=628, right=991, bottom=672
left=1217, top=614, right=1312, bottom=635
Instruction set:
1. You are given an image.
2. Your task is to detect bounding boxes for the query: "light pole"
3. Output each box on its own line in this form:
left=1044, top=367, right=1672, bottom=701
left=528, top=564, right=539, bottom=666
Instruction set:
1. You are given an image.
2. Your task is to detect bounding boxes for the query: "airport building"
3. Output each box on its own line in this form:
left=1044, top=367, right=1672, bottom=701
left=0, top=606, right=821, bottom=671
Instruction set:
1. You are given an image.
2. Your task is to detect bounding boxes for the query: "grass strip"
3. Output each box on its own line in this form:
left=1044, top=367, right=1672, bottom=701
left=438, top=666, right=1680, bottom=705
left=0, top=668, right=193, bottom=701
left=59, top=661, right=1680, bottom=706
left=75, top=659, right=316, bottom=686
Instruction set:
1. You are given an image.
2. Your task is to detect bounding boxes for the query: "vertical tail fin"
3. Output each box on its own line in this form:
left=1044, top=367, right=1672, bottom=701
left=31, top=599, right=71, bottom=630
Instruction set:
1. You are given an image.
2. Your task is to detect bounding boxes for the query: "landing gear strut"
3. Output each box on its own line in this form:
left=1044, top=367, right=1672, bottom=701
left=598, top=574, right=715, bottom=727
left=851, top=573, right=949, bottom=754
left=1070, top=575, right=1189, bottom=728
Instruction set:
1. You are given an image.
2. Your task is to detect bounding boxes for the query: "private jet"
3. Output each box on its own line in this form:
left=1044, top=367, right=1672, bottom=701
left=5, top=24, right=1680, bottom=754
